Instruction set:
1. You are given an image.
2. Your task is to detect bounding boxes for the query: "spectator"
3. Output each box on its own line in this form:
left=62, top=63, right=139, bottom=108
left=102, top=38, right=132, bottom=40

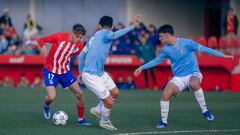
left=116, top=76, right=128, bottom=89
left=223, top=7, right=239, bottom=41
left=24, top=14, right=42, bottom=33
left=18, top=73, right=29, bottom=88
left=3, top=76, right=14, bottom=87
left=4, top=25, right=17, bottom=42
left=137, top=34, right=157, bottom=90
left=0, top=8, right=13, bottom=27
left=31, top=74, right=42, bottom=89
left=0, top=35, right=8, bottom=53
left=4, top=44, right=17, bottom=54
left=126, top=75, right=137, bottom=90
left=148, top=24, right=160, bottom=50
left=0, top=23, right=4, bottom=35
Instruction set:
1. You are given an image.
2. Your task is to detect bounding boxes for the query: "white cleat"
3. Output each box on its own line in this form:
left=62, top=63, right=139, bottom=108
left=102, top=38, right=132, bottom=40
left=99, top=120, right=118, bottom=130
left=90, top=107, right=101, bottom=119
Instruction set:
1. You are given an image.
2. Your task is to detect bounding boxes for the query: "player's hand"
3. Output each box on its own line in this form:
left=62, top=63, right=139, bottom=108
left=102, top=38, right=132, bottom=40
left=132, top=15, right=141, bottom=27
left=134, top=67, right=142, bottom=77
left=224, top=55, right=234, bottom=59
left=78, top=74, right=84, bottom=84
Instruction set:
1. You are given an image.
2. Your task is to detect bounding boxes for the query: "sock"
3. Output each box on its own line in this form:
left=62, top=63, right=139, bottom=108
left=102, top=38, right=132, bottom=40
left=96, top=100, right=103, bottom=114
left=160, top=100, right=169, bottom=124
left=101, top=105, right=111, bottom=122
left=194, top=88, right=208, bottom=113
left=44, top=96, right=51, bottom=106
left=77, top=105, right=84, bottom=121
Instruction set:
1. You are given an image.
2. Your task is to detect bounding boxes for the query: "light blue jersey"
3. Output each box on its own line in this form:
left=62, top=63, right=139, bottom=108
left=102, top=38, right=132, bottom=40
left=78, top=25, right=135, bottom=76
left=141, top=38, right=224, bottom=77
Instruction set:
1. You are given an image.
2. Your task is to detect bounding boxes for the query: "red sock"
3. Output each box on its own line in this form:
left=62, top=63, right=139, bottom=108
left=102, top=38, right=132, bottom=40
left=77, top=105, right=84, bottom=120
left=44, top=99, right=51, bottom=106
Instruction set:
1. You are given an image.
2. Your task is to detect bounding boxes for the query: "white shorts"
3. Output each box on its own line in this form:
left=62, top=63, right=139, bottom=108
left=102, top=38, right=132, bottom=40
left=169, top=72, right=203, bottom=91
left=82, top=72, right=116, bottom=99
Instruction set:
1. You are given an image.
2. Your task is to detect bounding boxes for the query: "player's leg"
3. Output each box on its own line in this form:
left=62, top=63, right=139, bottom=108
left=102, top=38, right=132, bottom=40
left=91, top=72, right=119, bottom=119
left=156, top=81, right=180, bottom=128
left=60, top=72, right=91, bottom=125
left=82, top=73, right=117, bottom=130
left=190, top=74, right=214, bottom=121
left=42, top=68, right=59, bottom=119
left=44, top=86, right=56, bottom=119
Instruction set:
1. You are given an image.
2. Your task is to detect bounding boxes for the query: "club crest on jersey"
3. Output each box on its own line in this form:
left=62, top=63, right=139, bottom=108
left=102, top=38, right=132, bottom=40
left=49, top=80, right=53, bottom=84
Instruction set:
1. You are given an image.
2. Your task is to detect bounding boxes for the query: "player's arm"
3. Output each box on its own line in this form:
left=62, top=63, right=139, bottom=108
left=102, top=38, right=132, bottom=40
left=188, top=40, right=234, bottom=59
left=37, top=33, right=59, bottom=56
left=134, top=51, right=167, bottom=76
left=78, top=45, right=89, bottom=73
left=106, top=15, right=140, bottom=40
left=37, top=33, right=59, bottom=47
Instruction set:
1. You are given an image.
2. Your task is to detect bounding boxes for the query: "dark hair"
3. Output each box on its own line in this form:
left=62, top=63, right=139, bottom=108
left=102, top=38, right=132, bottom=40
left=99, top=16, right=113, bottom=28
left=158, top=24, right=174, bottom=35
left=72, top=23, right=86, bottom=35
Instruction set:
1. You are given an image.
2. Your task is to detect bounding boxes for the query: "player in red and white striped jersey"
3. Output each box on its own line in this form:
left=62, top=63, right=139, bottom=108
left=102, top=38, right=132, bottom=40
left=37, top=24, right=91, bottom=125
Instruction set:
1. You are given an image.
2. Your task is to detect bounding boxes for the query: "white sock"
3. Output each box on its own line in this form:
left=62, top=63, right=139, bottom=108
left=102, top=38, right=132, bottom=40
left=101, top=105, right=111, bottom=122
left=96, top=100, right=103, bottom=114
left=160, top=100, right=169, bottom=124
left=194, top=88, right=208, bottom=113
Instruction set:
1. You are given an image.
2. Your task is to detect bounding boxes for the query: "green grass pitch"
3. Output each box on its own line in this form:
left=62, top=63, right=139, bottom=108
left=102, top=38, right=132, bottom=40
left=0, top=87, right=239, bottom=135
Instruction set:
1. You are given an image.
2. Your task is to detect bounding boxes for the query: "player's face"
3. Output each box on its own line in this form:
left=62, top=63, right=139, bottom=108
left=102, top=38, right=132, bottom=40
left=72, top=32, right=83, bottom=43
left=159, top=33, right=169, bottom=44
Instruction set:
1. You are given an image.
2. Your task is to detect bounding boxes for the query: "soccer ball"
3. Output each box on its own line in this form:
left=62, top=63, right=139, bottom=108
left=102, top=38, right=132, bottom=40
left=52, top=111, right=68, bottom=125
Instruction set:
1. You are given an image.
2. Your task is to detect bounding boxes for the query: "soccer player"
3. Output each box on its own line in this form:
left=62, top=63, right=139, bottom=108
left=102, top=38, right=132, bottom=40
left=134, top=24, right=234, bottom=128
left=78, top=15, right=140, bottom=130
left=37, top=24, right=91, bottom=125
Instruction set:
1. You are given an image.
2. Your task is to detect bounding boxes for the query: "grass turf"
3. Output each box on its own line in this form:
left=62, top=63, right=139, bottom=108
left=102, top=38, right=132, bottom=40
left=0, top=87, right=239, bottom=135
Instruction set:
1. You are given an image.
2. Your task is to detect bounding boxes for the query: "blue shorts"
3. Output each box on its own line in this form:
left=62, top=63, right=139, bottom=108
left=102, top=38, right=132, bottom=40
left=43, top=68, right=77, bottom=88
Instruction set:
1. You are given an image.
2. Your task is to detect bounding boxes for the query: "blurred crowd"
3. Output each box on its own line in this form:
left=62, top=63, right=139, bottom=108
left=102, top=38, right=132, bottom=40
left=0, top=8, right=42, bottom=55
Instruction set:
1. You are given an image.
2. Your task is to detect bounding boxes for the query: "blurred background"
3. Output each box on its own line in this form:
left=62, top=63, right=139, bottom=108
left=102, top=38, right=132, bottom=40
left=0, top=0, right=240, bottom=92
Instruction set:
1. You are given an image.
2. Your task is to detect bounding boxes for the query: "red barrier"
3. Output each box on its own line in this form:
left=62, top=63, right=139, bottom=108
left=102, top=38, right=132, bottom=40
left=0, top=55, right=238, bottom=91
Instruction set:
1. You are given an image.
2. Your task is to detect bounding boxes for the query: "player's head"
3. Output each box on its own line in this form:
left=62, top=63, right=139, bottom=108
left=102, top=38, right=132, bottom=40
left=99, top=16, right=113, bottom=30
left=158, top=24, right=174, bottom=44
left=72, top=23, right=86, bottom=43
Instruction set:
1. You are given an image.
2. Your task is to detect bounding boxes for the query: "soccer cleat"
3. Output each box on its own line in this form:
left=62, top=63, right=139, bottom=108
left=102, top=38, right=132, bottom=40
left=203, top=111, right=214, bottom=122
left=43, top=105, right=51, bottom=119
left=90, top=107, right=101, bottom=119
left=78, top=119, right=92, bottom=126
left=156, top=121, right=168, bottom=128
left=99, top=120, right=118, bottom=130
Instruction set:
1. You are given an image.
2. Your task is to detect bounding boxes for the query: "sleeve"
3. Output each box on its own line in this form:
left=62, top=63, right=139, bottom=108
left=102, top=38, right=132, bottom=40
left=140, top=49, right=168, bottom=70
left=37, top=33, right=59, bottom=47
left=105, top=25, right=135, bottom=41
left=78, top=44, right=89, bottom=73
left=188, top=40, right=224, bottom=58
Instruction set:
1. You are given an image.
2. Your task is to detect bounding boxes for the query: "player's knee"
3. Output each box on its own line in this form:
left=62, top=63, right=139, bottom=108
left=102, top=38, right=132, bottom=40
left=190, top=81, right=200, bottom=91
left=162, top=91, right=171, bottom=101
left=111, top=91, right=119, bottom=99
left=103, top=98, right=114, bottom=108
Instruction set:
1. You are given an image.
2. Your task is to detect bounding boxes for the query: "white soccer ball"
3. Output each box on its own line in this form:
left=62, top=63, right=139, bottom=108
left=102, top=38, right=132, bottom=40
left=53, top=111, right=68, bottom=125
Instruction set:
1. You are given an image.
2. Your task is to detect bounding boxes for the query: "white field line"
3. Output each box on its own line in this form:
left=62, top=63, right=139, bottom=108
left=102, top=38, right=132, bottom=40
left=113, top=129, right=240, bottom=135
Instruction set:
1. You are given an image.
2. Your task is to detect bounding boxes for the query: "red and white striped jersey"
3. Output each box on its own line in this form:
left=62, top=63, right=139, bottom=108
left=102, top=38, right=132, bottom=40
left=38, top=32, right=84, bottom=74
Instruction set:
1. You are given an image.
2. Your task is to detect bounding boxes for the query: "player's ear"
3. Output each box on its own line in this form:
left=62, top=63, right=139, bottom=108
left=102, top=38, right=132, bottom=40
left=98, top=25, right=102, bottom=29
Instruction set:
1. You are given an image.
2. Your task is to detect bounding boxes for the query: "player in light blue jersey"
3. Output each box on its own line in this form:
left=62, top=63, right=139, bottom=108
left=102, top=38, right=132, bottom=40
left=134, top=24, right=234, bottom=128
left=78, top=15, right=140, bottom=130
